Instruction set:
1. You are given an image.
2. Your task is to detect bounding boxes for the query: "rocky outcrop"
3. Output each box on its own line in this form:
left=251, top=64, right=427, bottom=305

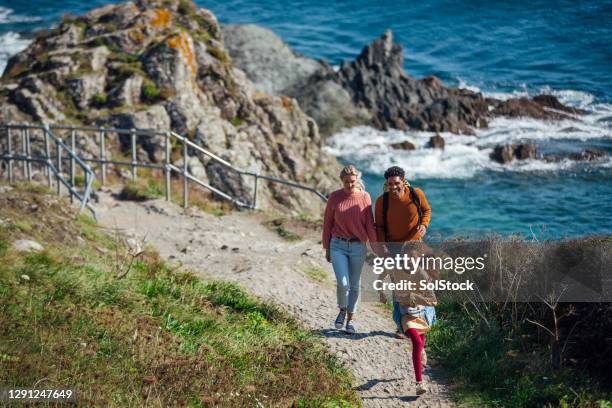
left=543, top=148, right=607, bottom=163
left=0, top=0, right=339, bottom=214
left=427, top=135, right=445, bottom=149
left=223, top=24, right=371, bottom=136
left=390, top=141, right=415, bottom=150
left=490, top=143, right=606, bottom=164
left=222, top=24, right=323, bottom=96
left=223, top=28, right=584, bottom=137
left=491, top=143, right=538, bottom=163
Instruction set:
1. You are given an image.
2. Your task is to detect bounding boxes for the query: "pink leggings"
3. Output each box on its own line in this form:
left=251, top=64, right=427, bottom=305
left=406, top=328, right=426, bottom=382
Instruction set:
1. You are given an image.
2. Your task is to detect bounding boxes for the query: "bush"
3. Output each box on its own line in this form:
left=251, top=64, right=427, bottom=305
left=91, top=92, right=107, bottom=107
left=141, top=79, right=160, bottom=103
left=177, top=0, right=195, bottom=15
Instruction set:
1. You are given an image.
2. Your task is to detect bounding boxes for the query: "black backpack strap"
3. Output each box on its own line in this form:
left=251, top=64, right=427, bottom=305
left=408, top=186, right=422, bottom=226
left=382, top=192, right=389, bottom=241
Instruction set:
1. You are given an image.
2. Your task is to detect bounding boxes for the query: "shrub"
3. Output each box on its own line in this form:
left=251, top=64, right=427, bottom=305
left=141, top=79, right=160, bottom=103
left=91, top=92, right=107, bottom=107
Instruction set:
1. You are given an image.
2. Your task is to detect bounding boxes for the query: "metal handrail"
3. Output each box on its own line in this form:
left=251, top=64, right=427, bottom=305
left=168, top=131, right=329, bottom=205
left=0, top=124, right=97, bottom=220
left=1, top=122, right=328, bottom=212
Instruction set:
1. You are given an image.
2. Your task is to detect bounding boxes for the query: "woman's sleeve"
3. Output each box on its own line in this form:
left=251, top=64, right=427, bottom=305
left=322, top=194, right=334, bottom=249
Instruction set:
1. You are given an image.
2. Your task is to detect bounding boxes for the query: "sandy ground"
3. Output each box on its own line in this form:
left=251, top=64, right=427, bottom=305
left=96, top=190, right=455, bottom=408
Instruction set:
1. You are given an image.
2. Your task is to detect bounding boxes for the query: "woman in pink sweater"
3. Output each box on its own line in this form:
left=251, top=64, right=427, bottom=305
left=322, top=164, right=377, bottom=334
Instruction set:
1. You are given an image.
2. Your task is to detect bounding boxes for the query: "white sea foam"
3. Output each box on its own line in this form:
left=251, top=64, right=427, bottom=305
left=325, top=81, right=612, bottom=179
left=0, top=31, right=31, bottom=75
left=0, top=7, right=42, bottom=24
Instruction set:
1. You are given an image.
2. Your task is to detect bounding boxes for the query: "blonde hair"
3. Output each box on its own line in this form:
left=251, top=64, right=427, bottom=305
left=340, top=164, right=365, bottom=191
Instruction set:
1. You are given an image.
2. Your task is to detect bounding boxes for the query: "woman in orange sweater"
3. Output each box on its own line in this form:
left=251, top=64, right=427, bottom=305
left=322, top=165, right=377, bottom=334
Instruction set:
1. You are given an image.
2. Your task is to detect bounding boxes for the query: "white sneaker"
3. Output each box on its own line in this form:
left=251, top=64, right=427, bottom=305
left=416, top=382, right=427, bottom=396
left=345, top=320, right=356, bottom=334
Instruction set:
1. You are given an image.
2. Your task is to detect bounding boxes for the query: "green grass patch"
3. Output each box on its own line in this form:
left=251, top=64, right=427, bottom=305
left=304, top=265, right=327, bottom=283
left=141, top=79, right=161, bottom=103
left=264, top=219, right=303, bottom=242
left=0, top=184, right=359, bottom=406
left=118, top=179, right=164, bottom=201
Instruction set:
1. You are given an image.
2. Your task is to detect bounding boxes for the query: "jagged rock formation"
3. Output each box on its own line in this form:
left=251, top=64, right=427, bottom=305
left=224, top=27, right=585, bottom=137
left=0, top=0, right=338, bottom=213
left=490, top=143, right=606, bottom=164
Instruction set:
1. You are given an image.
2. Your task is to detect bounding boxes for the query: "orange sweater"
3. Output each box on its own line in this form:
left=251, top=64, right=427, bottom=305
left=374, top=188, right=431, bottom=242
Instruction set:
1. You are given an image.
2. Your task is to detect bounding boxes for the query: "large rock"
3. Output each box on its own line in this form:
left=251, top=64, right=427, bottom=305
left=426, top=135, right=445, bottom=149
left=12, top=239, right=44, bottom=253
left=491, top=143, right=538, bottom=164
left=0, top=0, right=338, bottom=214
left=224, top=26, right=585, bottom=136
left=390, top=141, right=416, bottom=150
left=109, top=105, right=171, bottom=163
left=222, top=24, right=323, bottom=96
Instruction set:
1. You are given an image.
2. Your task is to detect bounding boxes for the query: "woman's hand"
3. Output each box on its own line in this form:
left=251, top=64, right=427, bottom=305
left=417, top=225, right=427, bottom=237
left=325, top=248, right=331, bottom=263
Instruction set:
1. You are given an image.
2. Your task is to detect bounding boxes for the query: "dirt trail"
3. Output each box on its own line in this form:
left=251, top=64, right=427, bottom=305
left=96, top=191, right=455, bottom=408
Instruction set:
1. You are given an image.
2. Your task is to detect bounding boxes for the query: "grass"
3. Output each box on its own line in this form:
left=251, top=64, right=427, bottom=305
left=118, top=179, right=164, bottom=201
left=265, top=219, right=303, bottom=242
left=303, top=265, right=328, bottom=283
left=92, top=92, right=108, bottom=107
left=141, top=79, right=161, bottom=103
left=427, top=302, right=612, bottom=407
left=0, top=184, right=359, bottom=406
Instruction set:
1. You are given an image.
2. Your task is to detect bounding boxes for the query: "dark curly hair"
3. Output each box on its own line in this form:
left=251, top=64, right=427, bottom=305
left=384, top=166, right=405, bottom=180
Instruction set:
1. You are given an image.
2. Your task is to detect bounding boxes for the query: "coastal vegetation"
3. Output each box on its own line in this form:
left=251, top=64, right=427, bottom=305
left=422, top=237, right=612, bottom=407
left=0, top=183, right=359, bottom=406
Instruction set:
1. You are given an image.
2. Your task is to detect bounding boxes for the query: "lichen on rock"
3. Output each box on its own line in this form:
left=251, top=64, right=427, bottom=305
left=0, top=0, right=338, bottom=214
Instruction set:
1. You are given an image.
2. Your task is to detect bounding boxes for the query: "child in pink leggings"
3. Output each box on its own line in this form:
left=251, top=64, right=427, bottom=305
left=400, top=305, right=429, bottom=395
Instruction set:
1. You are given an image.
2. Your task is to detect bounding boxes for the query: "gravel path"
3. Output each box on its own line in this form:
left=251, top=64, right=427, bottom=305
left=96, top=191, right=455, bottom=407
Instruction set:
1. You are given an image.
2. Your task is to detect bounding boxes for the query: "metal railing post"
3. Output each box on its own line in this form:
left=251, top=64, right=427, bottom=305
left=130, top=128, right=137, bottom=180
left=7, top=125, right=13, bottom=183
left=43, top=126, right=52, bottom=188
left=165, top=131, right=171, bottom=201
left=100, top=127, right=107, bottom=185
left=253, top=174, right=258, bottom=209
left=70, top=128, right=76, bottom=189
left=25, top=126, right=32, bottom=181
left=21, top=127, right=27, bottom=179
left=183, top=141, right=188, bottom=208
left=56, top=139, right=62, bottom=195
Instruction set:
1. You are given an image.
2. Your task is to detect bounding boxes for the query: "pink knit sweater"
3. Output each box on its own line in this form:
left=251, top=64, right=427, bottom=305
left=322, top=189, right=377, bottom=249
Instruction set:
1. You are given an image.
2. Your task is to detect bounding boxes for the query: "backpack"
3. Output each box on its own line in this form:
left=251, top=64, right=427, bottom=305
left=381, top=185, right=422, bottom=240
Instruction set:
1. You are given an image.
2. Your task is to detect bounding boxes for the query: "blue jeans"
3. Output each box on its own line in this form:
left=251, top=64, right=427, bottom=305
left=330, top=237, right=366, bottom=313
left=393, top=299, right=437, bottom=330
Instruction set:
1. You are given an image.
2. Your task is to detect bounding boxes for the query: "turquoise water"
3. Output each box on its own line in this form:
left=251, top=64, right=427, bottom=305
left=1, top=0, right=611, bottom=238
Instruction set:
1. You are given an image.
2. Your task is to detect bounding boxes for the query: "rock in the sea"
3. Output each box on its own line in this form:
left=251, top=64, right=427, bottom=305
left=390, top=141, right=416, bottom=150
left=491, top=143, right=538, bottom=164
left=515, top=143, right=537, bottom=160
left=491, top=145, right=516, bottom=164
left=12, top=239, right=44, bottom=253
left=544, top=149, right=607, bottom=163
left=426, top=135, right=445, bottom=149
left=569, top=149, right=606, bottom=162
